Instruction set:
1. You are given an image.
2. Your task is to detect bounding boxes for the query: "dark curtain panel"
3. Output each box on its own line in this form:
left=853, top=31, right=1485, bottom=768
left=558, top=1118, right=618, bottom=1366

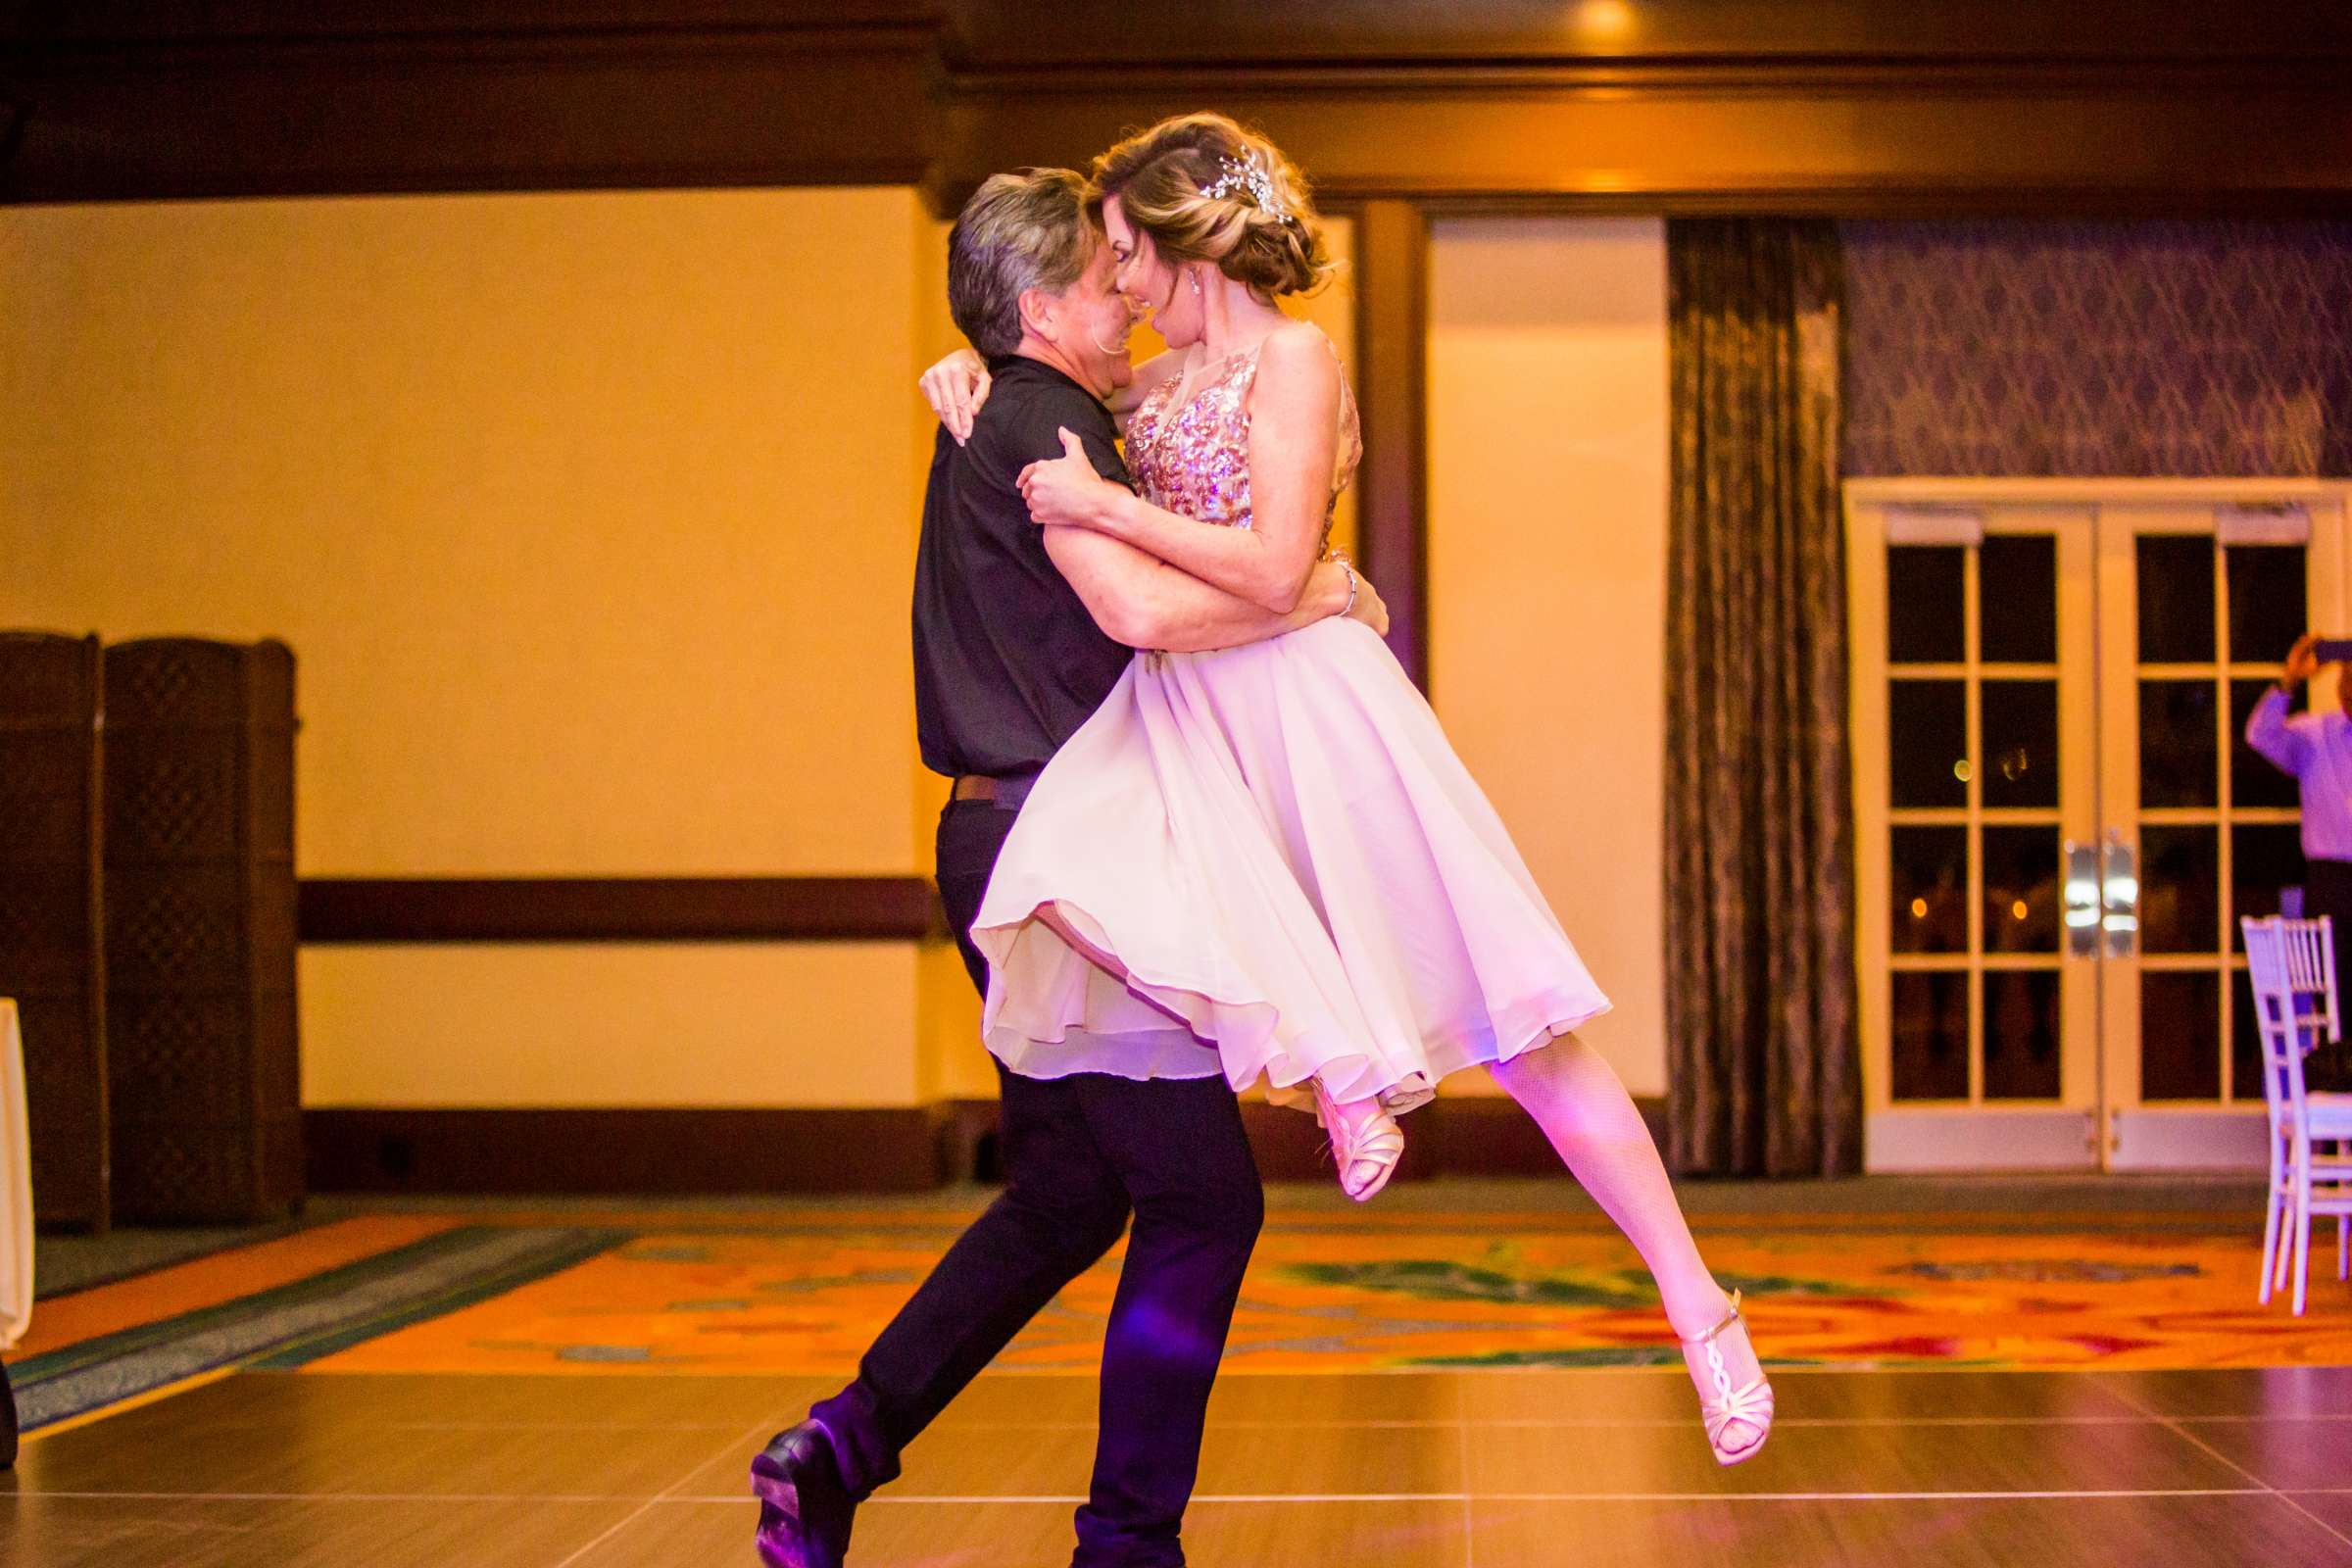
left=1664, top=219, right=1861, bottom=1177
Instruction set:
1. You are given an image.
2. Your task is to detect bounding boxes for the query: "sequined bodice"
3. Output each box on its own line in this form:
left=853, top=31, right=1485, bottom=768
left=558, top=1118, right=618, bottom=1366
left=1126, top=336, right=1362, bottom=537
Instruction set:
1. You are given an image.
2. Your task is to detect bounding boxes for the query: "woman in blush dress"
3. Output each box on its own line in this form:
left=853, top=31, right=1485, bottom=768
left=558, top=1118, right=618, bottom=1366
left=924, top=114, right=1772, bottom=1465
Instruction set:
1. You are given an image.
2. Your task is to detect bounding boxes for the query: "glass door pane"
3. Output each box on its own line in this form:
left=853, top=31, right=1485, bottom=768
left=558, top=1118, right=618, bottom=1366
left=1853, top=496, right=2097, bottom=1171
left=1858, top=480, right=2350, bottom=1173
left=2098, top=500, right=2339, bottom=1169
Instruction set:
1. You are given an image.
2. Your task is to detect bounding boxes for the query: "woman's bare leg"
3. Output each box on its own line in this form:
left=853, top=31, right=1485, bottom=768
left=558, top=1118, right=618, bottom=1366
left=1486, top=1031, right=1765, bottom=1451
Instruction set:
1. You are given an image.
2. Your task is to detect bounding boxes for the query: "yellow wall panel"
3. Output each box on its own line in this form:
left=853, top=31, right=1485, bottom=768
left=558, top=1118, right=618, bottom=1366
left=1, top=192, right=1669, bottom=1116
left=1, top=187, right=938, bottom=1107
left=1429, top=218, right=1671, bottom=1096
left=909, top=212, right=995, bottom=1101
left=299, top=944, right=922, bottom=1107
left=1, top=188, right=924, bottom=878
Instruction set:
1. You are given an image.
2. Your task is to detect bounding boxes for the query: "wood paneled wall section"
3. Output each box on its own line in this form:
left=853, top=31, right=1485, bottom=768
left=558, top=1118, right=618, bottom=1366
left=9, top=3, right=2352, bottom=213
left=102, top=638, right=302, bottom=1224
left=0, top=634, right=109, bottom=1229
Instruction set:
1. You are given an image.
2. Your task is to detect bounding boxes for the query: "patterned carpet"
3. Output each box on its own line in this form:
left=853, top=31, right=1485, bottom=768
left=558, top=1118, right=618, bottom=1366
left=9, top=1197, right=2348, bottom=1436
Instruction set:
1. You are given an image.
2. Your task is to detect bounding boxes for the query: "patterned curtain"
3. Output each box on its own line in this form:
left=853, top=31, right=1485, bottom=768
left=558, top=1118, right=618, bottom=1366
left=1664, top=219, right=1861, bottom=1178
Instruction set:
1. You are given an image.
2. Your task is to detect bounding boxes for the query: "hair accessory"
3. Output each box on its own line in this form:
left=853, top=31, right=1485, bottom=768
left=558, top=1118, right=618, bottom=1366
left=1202, top=153, right=1292, bottom=222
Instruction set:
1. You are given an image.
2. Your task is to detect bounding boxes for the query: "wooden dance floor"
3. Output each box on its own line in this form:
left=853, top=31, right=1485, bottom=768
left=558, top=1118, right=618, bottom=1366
left=8, top=1363, right=2352, bottom=1564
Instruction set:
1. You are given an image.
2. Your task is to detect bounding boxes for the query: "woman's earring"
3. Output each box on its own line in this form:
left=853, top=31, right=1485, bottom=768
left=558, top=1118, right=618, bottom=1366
left=1190, top=271, right=1201, bottom=296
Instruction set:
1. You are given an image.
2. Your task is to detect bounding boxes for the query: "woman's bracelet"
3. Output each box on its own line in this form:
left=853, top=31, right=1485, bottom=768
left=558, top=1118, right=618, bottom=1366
left=1335, top=556, right=1358, bottom=619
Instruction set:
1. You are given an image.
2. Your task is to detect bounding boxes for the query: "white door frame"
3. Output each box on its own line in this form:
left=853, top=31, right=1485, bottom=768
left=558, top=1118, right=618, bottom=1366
left=1848, top=477, right=2352, bottom=1173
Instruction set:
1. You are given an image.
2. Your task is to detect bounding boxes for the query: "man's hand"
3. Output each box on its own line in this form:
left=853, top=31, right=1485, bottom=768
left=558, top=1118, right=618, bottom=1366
left=2286, top=632, right=2323, bottom=688
left=1019, top=428, right=1120, bottom=530
left=919, top=349, right=991, bottom=446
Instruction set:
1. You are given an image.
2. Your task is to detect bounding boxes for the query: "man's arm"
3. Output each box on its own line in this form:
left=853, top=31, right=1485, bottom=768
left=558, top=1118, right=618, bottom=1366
left=1022, top=327, right=1342, bottom=614
left=918, top=345, right=1185, bottom=445
left=1044, top=523, right=1382, bottom=654
left=1013, top=388, right=1381, bottom=653
left=2250, top=633, right=2323, bottom=778
left=2248, top=686, right=2315, bottom=778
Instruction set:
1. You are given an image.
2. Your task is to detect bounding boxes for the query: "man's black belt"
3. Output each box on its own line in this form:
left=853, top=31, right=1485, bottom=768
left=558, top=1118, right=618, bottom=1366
left=953, top=772, right=1037, bottom=810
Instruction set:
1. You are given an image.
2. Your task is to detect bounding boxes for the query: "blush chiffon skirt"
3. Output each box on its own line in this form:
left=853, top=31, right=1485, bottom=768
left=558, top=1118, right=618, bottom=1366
left=970, top=614, right=1610, bottom=1114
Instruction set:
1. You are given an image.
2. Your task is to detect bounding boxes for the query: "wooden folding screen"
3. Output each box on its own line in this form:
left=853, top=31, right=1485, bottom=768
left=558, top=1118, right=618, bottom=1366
left=0, top=633, right=111, bottom=1231
left=102, top=639, right=301, bottom=1224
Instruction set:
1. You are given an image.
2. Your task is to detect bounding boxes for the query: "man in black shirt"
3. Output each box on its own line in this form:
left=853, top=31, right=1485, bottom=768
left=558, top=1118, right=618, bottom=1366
left=753, top=171, right=1383, bottom=1568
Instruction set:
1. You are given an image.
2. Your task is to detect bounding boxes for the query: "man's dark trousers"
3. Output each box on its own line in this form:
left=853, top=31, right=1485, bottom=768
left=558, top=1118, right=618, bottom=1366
left=2301, top=858, right=2352, bottom=1091
left=809, top=797, right=1264, bottom=1567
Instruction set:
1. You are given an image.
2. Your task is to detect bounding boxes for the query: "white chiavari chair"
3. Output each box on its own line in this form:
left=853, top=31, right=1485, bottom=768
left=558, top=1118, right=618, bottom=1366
left=2243, top=916, right=2352, bottom=1315
left=1, top=999, right=28, bottom=1464
left=0, top=999, right=27, bottom=1353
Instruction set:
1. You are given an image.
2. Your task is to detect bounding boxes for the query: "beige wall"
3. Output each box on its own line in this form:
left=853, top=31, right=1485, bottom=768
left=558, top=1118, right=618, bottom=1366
left=2, top=188, right=936, bottom=1107
left=3, top=193, right=1676, bottom=1113
left=4, top=188, right=923, bottom=877
left=910, top=215, right=998, bottom=1102
left=300, top=945, right=922, bottom=1107
left=1428, top=218, right=1671, bottom=1096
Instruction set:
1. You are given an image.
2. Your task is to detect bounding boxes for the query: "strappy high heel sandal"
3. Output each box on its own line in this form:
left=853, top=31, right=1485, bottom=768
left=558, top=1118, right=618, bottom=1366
left=1682, top=1290, right=1774, bottom=1466
left=1310, top=1080, right=1405, bottom=1202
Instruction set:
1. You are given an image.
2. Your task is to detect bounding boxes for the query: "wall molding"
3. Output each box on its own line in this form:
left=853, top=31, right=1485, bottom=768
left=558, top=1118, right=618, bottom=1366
left=952, top=1092, right=1666, bottom=1185
left=11, top=3, right=2352, bottom=210
left=2, top=11, right=937, bottom=201
left=298, top=876, right=940, bottom=944
left=306, top=1094, right=1667, bottom=1195
left=307, top=1104, right=954, bottom=1194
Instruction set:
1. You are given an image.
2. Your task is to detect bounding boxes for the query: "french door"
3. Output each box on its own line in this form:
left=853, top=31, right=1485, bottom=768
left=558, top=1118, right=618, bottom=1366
left=1850, top=480, right=2352, bottom=1171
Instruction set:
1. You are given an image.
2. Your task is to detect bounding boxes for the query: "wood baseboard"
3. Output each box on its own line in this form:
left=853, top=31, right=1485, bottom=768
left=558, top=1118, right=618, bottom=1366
left=307, top=1095, right=1669, bottom=1197
left=305, top=1106, right=952, bottom=1195
left=947, top=1094, right=1671, bottom=1185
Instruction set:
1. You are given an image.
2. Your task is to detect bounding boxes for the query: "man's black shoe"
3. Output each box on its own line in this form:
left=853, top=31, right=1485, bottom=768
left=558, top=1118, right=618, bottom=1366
left=751, top=1420, right=856, bottom=1568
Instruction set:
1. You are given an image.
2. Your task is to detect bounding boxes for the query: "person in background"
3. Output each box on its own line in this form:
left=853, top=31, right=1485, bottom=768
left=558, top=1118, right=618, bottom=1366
left=2246, top=632, right=2352, bottom=1087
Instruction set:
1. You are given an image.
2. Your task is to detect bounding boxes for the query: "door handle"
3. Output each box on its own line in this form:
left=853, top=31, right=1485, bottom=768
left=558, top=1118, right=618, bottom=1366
left=2101, top=829, right=2139, bottom=957
left=2064, top=839, right=2101, bottom=956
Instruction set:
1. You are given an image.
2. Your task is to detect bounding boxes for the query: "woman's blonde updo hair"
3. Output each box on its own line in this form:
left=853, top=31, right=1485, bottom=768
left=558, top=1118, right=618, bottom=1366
left=1089, top=113, right=1336, bottom=301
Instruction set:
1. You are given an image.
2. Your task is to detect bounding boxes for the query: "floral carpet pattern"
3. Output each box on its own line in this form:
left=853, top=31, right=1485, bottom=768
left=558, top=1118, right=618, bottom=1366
left=14, top=1202, right=2350, bottom=1433
left=308, top=1207, right=2352, bottom=1377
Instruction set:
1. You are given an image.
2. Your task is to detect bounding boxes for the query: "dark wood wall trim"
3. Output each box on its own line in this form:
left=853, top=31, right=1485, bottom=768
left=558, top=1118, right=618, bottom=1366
left=0, top=632, right=111, bottom=1231
left=954, top=1094, right=1666, bottom=1185
left=1247, top=1094, right=1668, bottom=1182
left=930, top=83, right=2352, bottom=218
left=934, top=2, right=2352, bottom=71
left=3, top=15, right=937, bottom=201
left=307, top=1104, right=953, bottom=1195
left=1351, top=199, right=1431, bottom=690
left=309, top=1095, right=1665, bottom=1195
left=12, top=3, right=2352, bottom=209
left=298, top=876, right=940, bottom=944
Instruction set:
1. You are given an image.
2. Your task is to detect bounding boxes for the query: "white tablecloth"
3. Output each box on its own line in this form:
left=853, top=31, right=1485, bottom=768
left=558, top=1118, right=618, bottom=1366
left=0, top=1000, right=30, bottom=1348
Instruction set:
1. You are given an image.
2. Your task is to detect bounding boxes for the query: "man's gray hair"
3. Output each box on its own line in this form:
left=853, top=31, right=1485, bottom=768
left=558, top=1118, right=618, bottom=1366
left=948, top=168, right=1096, bottom=358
